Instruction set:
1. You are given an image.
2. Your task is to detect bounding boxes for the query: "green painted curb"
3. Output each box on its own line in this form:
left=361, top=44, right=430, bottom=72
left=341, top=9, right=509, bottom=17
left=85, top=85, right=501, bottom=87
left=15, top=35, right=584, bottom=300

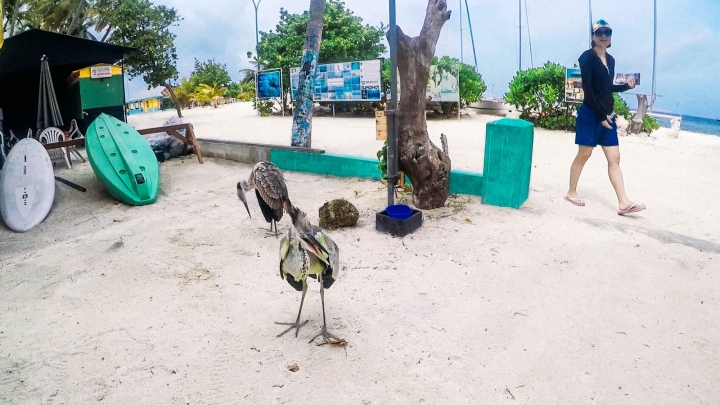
left=270, top=149, right=484, bottom=197
left=271, top=149, right=382, bottom=180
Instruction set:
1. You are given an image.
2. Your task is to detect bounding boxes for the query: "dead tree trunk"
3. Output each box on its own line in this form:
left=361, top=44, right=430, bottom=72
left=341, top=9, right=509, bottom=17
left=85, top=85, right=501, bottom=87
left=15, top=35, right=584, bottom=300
left=163, top=82, right=183, bottom=119
left=628, top=94, right=648, bottom=134
left=392, top=0, right=452, bottom=209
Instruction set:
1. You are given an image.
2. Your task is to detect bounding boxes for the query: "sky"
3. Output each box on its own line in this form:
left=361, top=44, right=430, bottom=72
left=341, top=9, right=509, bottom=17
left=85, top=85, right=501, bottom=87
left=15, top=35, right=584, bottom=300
left=125, top=0, right=720, bottom=119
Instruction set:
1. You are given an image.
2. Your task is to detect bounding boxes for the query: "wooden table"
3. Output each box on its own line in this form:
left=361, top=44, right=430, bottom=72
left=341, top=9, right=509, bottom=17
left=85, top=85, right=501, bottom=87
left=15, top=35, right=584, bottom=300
left=137, top=123, right=204, bottom=164
left=37, top=122, right=204, bottom=164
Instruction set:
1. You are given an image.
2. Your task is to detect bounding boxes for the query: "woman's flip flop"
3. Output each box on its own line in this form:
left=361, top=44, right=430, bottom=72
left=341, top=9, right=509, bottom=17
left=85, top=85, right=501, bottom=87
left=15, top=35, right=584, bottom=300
left=564, top=195, right=585, bottom=207
left=618, top=203, right=646, bottom=216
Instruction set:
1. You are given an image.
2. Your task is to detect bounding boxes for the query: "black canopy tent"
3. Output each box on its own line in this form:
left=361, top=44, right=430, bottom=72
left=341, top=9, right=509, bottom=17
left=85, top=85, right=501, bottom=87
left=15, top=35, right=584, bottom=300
left=0, top=29, right=136, bottom=136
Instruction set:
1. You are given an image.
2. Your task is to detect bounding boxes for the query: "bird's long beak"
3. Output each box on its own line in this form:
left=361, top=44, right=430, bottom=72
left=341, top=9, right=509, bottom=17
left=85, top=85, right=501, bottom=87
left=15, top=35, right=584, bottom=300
left=299, top=233, right=330, bottom=263
left=237, top=184, right=251, bottom=218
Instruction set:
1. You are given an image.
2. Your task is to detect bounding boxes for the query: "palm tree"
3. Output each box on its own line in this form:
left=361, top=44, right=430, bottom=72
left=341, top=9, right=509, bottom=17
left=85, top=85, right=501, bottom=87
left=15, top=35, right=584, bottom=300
left=4, top=0, right=30, bottom=36
left=9, top=0, right=93, bottom=37
left=172, top=77, right=197, bottom=109
left=190, top=83, right=227, bottom=108
left=88, top=0, right=120, bottom=41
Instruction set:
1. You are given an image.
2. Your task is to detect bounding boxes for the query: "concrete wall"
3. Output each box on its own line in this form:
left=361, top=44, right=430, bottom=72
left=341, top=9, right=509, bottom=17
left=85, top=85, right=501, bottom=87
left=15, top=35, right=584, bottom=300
left=197, top=139, right=324, bottom=165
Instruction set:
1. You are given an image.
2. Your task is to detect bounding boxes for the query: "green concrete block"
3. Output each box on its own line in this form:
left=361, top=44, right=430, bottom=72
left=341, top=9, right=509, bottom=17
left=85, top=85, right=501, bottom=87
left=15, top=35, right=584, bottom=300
left=270, top=149, right=381, bottom=180
left=482, top=118, right=534, bottom=209
left=449, top=170, right=484, bottom=196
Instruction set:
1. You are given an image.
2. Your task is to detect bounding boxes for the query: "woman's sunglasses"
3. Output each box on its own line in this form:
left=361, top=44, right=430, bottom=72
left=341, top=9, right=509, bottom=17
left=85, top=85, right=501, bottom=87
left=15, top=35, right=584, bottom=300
left=594, top=28, right=612, bottom=37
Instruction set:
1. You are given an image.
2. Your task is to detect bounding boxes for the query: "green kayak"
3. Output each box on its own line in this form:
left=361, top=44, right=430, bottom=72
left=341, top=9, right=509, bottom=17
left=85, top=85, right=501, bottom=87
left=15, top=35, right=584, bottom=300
left=86, top=113, right=159, bottom=206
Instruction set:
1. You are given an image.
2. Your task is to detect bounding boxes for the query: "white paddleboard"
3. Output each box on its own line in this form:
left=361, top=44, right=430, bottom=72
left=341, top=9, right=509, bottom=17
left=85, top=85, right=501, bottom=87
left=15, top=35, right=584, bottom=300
left=0, top=138, right=56, bottom=232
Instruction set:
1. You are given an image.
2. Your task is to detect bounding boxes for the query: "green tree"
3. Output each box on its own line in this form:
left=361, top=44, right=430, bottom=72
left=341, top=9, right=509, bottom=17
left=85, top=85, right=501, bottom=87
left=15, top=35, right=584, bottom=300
left=90, top=0, right=122, bottom=41
left=226, top=82, right=241, bottom=99
left=2, top=0, right=28, bottom=37
left=107, top=0, right=184, bottom=118
left=191, top=83, right=227, bottom=108
left=255, top=0, right=386, bottom=107
left=172, top=77, right=197, bottom=109
left=191, top=58, right=232, bottom=88
left=9, top=0, right=97, bottom=38
left=504, top=61, right=576, bottom=130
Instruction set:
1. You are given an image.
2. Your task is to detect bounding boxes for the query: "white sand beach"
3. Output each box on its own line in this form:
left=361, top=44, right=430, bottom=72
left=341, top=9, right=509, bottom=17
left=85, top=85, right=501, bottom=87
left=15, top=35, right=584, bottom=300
left=1, top=102, right=719, bottom=403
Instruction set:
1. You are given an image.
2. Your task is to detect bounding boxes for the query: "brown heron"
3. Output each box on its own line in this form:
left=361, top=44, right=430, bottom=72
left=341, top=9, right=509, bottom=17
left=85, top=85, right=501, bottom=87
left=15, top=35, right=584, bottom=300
left=237, top=161, right=290, bottom=237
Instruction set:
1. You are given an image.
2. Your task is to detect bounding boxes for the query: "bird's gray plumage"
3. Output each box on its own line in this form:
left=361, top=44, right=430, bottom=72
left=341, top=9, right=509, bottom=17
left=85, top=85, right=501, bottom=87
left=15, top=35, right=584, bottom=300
left=250, top=161, right=288, bottom=211
left=237, top=161, right=290, bottom=237
left=276, top=204, right=341, bottom=342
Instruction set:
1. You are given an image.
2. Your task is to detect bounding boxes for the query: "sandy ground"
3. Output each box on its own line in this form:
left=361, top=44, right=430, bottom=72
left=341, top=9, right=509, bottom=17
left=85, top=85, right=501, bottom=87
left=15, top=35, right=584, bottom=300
left=1, top=102, right=719, bottom=404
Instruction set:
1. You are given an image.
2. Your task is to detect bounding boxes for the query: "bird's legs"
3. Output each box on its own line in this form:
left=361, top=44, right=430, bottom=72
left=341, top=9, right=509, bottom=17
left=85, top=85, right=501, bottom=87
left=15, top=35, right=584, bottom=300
left=262, top=221, right=279, bottom=238
left=309, top=276, right=338, bottom=345
left=275, top=280, right=309, bottom=338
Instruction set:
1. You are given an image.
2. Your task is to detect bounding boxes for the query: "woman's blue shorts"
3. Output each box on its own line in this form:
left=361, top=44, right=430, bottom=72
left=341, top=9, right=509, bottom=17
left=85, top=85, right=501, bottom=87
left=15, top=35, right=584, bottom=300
left=575, top=104, right=618, bottom=147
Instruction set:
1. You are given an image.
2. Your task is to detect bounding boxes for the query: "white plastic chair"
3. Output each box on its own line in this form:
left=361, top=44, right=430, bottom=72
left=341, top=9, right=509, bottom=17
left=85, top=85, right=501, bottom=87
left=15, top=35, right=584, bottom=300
left=38, top=126, right=72, bottom=169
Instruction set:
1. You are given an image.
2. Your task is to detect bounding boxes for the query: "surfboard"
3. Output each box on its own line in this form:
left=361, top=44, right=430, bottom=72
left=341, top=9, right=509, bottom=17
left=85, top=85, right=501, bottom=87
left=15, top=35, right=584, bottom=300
left=85, top=114, right=159, bottom=206
left=0, top=138, right=56, bottom=232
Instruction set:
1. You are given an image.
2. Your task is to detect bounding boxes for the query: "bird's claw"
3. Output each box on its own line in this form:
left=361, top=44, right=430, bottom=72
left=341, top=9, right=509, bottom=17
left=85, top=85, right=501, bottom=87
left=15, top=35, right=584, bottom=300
left=275, top=320, right=309, bottom=338
left=308, top=326, right=338, bottom=345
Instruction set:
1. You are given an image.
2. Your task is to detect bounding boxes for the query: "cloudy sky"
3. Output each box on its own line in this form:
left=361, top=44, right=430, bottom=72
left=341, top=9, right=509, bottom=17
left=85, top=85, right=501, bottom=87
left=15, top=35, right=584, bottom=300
left=126, top=0, right=720, bottom=119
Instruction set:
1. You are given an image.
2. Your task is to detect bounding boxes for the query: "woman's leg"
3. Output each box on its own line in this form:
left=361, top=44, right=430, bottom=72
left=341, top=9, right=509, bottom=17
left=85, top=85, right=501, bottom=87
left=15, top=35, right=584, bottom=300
left=601, top=145, right=641, bottom=210
left=567, top=146, right=594, bottom=199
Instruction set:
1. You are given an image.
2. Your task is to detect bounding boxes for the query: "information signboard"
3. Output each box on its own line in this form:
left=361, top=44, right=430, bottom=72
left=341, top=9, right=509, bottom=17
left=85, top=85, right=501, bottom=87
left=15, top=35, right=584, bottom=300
left=290, top=59, right=381, bottom=102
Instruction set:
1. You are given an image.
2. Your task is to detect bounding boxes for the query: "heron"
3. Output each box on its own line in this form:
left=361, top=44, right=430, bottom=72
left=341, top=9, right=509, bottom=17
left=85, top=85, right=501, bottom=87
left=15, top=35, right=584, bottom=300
left=237, top=161, right=290, bottom=238
left=276, top=202, right=340, bottom=344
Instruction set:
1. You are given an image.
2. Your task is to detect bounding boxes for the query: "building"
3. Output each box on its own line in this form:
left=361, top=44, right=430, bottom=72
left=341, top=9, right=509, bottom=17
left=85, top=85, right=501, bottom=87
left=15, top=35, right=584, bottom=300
left=126, top=87, right=171, bottom=115
left=0, top=29, right=135, bottom=135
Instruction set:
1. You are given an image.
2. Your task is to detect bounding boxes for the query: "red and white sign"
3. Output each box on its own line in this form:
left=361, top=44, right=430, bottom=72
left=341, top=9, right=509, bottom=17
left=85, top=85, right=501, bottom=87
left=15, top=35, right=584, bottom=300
left=90, top=65, right=113, bottom=79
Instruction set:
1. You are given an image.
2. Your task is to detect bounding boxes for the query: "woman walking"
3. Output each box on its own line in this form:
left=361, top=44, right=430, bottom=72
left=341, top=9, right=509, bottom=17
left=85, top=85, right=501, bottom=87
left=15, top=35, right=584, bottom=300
left=565, top=19, right=645, bottom=216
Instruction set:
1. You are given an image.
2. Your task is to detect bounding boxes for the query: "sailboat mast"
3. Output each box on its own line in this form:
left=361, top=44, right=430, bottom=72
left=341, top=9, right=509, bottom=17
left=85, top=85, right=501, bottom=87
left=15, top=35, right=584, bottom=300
left=465, top=0, right=478, bottom=71
left=518, top=0, right=522, bottom=71
left=651, top=0, right=657, bottom=111
left=459, top=0, right=463, bottom=64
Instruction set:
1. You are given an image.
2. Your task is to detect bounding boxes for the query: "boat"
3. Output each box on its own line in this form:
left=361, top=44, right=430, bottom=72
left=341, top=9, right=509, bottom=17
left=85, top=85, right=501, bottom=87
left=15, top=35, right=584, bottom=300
left=85, top=113, right=159, bottom=206
left=0, top=138, right=55, bottom=232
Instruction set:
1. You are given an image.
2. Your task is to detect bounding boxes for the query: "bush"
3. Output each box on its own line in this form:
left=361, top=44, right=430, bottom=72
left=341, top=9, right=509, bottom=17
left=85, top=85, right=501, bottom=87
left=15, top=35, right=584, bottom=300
left=504, top=62, right=577, bottom=130
left=252, top=99, right=275, bottom=117
left=642, top=115, right=660, bottom=133
left=377, top=141, right=387, bottom=180
left=613, top=93, right=633, bottom=120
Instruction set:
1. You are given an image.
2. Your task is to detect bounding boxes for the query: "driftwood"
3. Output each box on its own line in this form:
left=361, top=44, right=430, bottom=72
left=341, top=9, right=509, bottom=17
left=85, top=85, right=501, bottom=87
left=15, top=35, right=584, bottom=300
left=391, top=0, right=452, bottom=209
left=628, top=94, right=648, bottom=134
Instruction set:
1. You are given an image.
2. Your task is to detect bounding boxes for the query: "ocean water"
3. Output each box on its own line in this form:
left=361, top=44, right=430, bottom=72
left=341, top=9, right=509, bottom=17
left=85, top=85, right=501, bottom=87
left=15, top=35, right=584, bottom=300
left=653, top=114, right=720, bottom=137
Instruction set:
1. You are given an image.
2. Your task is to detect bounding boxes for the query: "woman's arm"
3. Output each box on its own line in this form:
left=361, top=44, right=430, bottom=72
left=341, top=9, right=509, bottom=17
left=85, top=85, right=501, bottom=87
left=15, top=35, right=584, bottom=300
left=612, top=83, right=630, bottom=93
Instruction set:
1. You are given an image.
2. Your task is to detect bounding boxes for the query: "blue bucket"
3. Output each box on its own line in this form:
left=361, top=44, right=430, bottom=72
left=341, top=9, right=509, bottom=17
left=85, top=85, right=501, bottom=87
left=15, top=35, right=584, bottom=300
left=386, top=204, right=413, bottom=220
